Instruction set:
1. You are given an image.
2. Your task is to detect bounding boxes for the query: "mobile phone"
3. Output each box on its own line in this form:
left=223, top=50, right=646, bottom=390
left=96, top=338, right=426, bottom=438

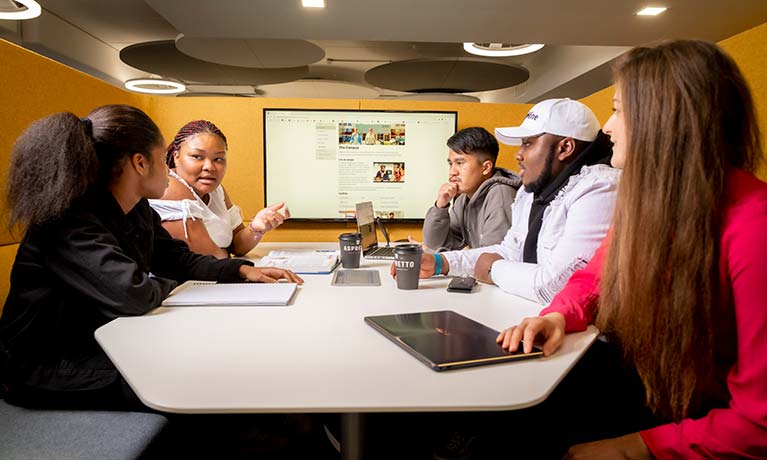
left=447, top=276, right=477, bottom=293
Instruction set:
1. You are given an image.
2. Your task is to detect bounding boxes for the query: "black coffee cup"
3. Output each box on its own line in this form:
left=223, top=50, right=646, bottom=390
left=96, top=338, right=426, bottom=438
left=393, top=244, right=423, bottom=290
left=338, top=232, right=362, bottom=269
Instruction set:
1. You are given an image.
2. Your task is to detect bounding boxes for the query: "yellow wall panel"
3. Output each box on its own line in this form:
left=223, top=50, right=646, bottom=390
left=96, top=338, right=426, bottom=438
left=579, top=86, right=615, bottom=126
left=0, top=243, right=19, bottom=313
left=579, top=21, right=767, bottom=181
left=720, top=22, right=767, bottom=180
left=0, top=39, right=144, bottom=245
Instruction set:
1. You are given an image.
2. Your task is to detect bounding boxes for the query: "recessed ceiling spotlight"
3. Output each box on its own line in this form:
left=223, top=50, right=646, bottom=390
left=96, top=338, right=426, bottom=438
left=0, top=0, right=42, bottom=20
left=302, top=0, right=325, bottom=8
left=124, top=78, right=186, bottom=95
left=463, top=43, right=544, bottom=57
left=636, top=6, right=667, bottom=16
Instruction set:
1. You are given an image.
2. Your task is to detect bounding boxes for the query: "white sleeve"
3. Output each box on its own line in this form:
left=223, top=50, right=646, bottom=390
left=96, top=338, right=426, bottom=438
left=148, top=199, right=204, bottom=221
left=227, top=204, right=244, bottom=230
left=147, top=199, right=205, bottom=240
left=490, top=172, right=619, bottom=302
left=441, top=227, right=517, bottom=276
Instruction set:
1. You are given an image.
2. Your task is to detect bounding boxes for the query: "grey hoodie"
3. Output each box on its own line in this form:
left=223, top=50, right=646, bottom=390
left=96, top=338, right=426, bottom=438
left=422, top=168, right=520, bottom=251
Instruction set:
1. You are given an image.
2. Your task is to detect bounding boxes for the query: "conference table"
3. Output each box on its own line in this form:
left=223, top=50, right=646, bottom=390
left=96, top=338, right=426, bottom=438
left=95, top=242, right=598, bottom=460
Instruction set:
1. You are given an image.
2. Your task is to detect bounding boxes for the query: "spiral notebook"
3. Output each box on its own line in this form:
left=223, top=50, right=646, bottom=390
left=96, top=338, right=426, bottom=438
left=162, top=281, right=298, bottom=306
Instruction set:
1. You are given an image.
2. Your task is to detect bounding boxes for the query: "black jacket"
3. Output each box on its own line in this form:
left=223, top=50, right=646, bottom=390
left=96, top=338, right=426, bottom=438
left=0, top=186, right=251, bottom=391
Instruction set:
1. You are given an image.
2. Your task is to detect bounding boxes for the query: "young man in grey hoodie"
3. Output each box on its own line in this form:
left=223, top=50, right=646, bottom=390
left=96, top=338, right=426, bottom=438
left=422, top=127, right=520, bottom=251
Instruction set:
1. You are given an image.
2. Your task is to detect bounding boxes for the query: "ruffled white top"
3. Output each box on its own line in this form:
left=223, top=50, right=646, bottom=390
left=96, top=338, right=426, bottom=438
left=149, top=170, right=243, bottom=249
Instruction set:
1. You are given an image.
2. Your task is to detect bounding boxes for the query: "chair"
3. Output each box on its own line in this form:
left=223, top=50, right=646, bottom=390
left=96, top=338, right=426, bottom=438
left=0, top=399, right=167, bottom=460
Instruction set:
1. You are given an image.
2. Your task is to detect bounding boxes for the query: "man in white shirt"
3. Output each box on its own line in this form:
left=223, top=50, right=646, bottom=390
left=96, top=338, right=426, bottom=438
left=403, top=98, right=620, bottom=303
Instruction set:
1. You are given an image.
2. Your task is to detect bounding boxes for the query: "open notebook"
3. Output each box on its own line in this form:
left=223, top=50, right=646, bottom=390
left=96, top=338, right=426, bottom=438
left=255, top=250, right=339, bottom=274
left=162, top=281, right=298, bottom=306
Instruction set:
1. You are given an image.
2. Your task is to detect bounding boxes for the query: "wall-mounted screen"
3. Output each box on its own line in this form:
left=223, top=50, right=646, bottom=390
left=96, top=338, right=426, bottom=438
left=264, top=109, right=457, bottom=221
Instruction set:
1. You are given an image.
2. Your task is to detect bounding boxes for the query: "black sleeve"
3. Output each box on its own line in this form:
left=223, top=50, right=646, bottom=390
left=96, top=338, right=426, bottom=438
left=42, top=208, right=252, bottom=318
left=44, top=219, right=180, bottom=317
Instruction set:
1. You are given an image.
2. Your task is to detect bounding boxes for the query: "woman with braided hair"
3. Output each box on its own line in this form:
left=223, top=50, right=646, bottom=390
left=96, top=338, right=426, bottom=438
left=0, top=105, right=302, bottom=409
left=150, top=120, right=288, bottom=259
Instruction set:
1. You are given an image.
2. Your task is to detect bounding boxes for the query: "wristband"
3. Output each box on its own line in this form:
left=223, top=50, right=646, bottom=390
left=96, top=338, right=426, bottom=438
left=247, top=224, right=265, bottom=240
left=433, top=253, right=443, bottom=276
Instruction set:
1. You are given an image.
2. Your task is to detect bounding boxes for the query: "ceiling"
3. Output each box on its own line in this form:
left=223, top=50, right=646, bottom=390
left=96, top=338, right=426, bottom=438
left=1, top=0, right=766, bottom=102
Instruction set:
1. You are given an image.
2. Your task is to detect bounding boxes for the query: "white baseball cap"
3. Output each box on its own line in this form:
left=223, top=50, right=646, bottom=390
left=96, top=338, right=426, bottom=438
left=495, top=98, right=600, bottom=146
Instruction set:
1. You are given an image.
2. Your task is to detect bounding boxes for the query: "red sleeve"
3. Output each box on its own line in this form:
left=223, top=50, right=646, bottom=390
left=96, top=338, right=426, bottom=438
left=539, top=236, right=608, bottom=332
left=641, top=201, right=767, bottom=459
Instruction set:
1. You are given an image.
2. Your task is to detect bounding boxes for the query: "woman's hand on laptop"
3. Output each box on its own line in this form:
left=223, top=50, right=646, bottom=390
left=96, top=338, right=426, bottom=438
left=496, top=312, right=566, bottom=357
left=240, top=266, right=304, bottom=284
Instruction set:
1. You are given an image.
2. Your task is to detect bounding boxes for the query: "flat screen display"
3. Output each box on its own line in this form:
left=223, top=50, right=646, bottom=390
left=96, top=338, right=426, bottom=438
left=264, top=109, right=457, bottom=221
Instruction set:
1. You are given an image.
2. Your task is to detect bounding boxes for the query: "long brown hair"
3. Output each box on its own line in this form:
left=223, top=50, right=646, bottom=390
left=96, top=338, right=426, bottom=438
left=597, top=40, right=762, bottom=421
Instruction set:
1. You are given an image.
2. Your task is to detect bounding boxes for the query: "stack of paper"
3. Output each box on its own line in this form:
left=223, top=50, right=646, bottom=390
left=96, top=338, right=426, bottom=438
left=256, top=250, right=340, bottom=274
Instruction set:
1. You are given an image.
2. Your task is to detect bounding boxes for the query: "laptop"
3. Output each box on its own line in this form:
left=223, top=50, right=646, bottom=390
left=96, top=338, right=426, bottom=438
left=365, top=310, right=543, bottom=371
left=355, top=201, right=395, bottom=259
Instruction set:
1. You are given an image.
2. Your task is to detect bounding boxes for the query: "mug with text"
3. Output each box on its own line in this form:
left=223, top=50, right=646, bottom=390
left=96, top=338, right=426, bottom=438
left=338, top=232, right=362, bottom=269
left=393, top=244, right=423, bottom=290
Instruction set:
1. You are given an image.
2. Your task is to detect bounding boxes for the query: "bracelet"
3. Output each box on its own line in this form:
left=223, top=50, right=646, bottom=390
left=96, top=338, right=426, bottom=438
left=433, top=253, right=443, bottom=276
left=247, top=224, right=265, bottom=240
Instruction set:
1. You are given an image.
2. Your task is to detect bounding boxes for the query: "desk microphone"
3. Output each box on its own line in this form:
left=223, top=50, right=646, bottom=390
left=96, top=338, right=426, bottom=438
left=375, top=217, right=392, bottom=247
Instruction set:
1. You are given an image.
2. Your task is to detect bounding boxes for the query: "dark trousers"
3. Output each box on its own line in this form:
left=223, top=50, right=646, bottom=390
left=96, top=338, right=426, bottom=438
left=363, top=340, right=661, bottom=459
left=471, top=340, right=659, bottom=458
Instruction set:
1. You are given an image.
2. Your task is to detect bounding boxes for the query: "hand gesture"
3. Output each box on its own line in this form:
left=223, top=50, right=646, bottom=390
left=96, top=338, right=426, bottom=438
left=496, top=312, right=566, bottom=356
left=436, top=182, right=459, bottom=208
left=250, top=202, right=290, bottom=233
left=240, top=266, right=304, bottom=284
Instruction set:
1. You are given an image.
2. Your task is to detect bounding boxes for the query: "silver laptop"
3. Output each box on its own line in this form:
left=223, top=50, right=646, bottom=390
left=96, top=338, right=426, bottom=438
left=355, top=201, right=395, bottom=260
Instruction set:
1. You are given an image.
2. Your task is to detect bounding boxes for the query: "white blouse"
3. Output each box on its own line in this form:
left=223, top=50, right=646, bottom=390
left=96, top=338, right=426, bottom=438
left=149, top=170, right=243, bottom=249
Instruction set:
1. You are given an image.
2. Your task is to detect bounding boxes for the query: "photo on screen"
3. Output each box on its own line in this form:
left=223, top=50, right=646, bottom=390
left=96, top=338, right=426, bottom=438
left=372, top=162, right=405, bottom=183
left=339, top=123, right=406, bottom=146
left=377, top=210, right=402, bottom=219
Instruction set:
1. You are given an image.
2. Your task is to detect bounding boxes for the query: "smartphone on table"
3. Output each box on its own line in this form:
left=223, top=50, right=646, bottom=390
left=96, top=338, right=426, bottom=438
left=447, top=276, right=477, bottom=293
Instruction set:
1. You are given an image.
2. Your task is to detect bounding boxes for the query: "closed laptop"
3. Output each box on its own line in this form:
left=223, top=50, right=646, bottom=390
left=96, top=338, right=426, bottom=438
left=365, top=310, right=543, bottom=371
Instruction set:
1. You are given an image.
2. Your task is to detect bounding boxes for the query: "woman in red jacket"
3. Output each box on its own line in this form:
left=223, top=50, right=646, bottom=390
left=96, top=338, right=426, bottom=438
left=498, top=40, right=767, bottom=459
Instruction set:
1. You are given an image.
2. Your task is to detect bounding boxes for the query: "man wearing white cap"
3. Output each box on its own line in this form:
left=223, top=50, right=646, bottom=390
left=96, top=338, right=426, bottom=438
left=413, top=98, right=620, bottom=303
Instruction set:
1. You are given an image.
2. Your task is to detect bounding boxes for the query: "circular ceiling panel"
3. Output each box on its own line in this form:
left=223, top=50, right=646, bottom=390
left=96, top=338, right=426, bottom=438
left=365, top=58, right=529, bottom=93
left=175, top=92, right=261, bottom=98
left=390, top=93, right=480, bottom=102
left=120, top=41, right=309, bottom=85
left=175, top=35, right=325, bottom=68
left=257, top=80, right=379, bottom=99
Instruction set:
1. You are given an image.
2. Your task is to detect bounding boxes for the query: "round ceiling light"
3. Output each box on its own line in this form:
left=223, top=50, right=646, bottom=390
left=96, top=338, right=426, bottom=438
left=463, top=43, right=544, bottom=57
left=124, top=78, right=186, bottom=95
left=0, top=0, right=42, bottom=20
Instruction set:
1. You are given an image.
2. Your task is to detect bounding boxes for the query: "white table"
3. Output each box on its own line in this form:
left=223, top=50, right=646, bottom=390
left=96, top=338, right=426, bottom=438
left=96, top=242, right=598, bottom=459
